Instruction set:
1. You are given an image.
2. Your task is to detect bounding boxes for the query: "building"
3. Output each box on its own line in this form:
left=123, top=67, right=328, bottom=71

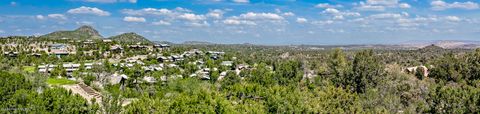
left=48, top=44, right=70, bottom=57
left=38, top=63, right=97, bottom=76
left=154, top=44, right=170, bottom=49
left=103, top=39, right=113, bottom=43
left=221, top=61, right=234, bottom=66
left=3, top=51, right=19, bottom=57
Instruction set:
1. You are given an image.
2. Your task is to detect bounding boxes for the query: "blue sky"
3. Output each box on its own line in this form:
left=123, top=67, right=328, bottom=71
left=0, top=0, right=479, bottom=45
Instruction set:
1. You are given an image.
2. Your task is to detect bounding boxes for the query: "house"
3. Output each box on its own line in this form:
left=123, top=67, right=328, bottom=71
left=170, top=55, right=184, bottom=62
left=83, top=40, right=95, bottom=45
left=63, top=63, right=81, bottom=76
left=221, top=61, right=234, bottom=66
left=154, top=44, right=170, bottom=49
left=49, top=44, right=70, bottom=57
left=156, top=56, right=169, bottom=63
left=110, top=45, right=123, bottom=53
left=103, top=39, right=113, bottom=43
left=128, top=45, right=148, bottom=50
left=49, top=44, right=67, bottom=50
left=3, top=51, right=19, bottom=57
left=38, top=63, right=96, bottom=75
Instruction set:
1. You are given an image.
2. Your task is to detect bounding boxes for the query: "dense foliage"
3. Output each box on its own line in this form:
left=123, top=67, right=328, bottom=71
left=2, top=35, right=480, bottom=113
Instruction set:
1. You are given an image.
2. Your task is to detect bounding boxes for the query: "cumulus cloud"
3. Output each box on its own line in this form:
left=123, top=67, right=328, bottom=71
left=296, top=18, right=308, bottom=23
left=36, top=15, right=45, bottom=20
left=235, top=12, right=284, bottom=20
left=322, top=8, right=361, bottom=20
left=431, top=0, right=479, bottom=11
left=178, top=13, right=206, bottom=21
left=122, top=8, right=175, bottom=16
left=207, top=9, right=225, bottom=19
left=47, top=14, right=67, bottom=20
left=315, top=3, right=343, bottom=8
left=67, top=6, right=110, bottom=16
left=355, top=0, right=411, bottom=11
left=282, top=12, right=295, bottom=16
left=123, top=16, right=146, bottom=22
left=222, top=12, right=285, bottom=26
left=312, top=20, right=334, bottom=25
left=232, top=0, right=249, bottom=3
left=83, top=0, right=136, bottom=3
left=152, top=20, right=171, bottom=25
left=187, top=21, right=210, bottom=27
left=399, top=3, right=411, bottom=9
left=76, top=21, right=94, bottom=25
left=223, top=19, right=256, bottom=25
left=445, top=16, right=461, bottom=22
left=369, top=13, right=404, bottom=19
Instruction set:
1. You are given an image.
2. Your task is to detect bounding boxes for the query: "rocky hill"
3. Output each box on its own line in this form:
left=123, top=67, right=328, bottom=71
left=40, top=25, right=103, bottom=40
left=108, top=32, right=153, bottom=44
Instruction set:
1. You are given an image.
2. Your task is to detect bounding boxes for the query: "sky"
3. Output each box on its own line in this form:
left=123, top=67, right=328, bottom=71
left=0, top=0, right=479, bottom=45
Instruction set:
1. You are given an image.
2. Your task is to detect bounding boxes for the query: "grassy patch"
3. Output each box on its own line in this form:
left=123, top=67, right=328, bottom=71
left=23, top=66, right=36, bottom=73
left=47, top=78, right=77, bottom=85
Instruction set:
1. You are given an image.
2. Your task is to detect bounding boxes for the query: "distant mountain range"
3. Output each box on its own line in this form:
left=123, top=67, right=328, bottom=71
left=182, top=41, right=215, bottom=45
left=6, top=25, right=480, bottom=49
left=399, top=40, right=480, bottom=49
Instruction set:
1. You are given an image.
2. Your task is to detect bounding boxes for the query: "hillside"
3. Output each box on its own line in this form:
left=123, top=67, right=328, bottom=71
left=108, top=32, right=153, bottom=44
left=40, top=25, right=103, bottom=40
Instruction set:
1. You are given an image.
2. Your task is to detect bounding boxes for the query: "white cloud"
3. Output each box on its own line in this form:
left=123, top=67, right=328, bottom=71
left=366, top=0, right=399, bottom=6
left=47, top=14, right=67, bottom=20
left=232, top=0, right=249, bottom=3
left=223, top=19, right=256, bottom=25
left=445, top=16, right=461, bottom=22
left=0, top=30, right=4, bottom=33
left=123, top=16, right=146, bottom=22
left=312, top=20, right=334, bottom=25
left=83, top=0, right=136, bottom=3
left=36, top=15, right=45, bottom=20
left=323, top=8, right=340, bottom=14
left=369, top=13, right=403, bottom=19
left=355, top=0, right=410, bottom=11
left=356, top=4, right=386, bottom=11
left=296, top=18, right=308, bottom=23
left=187, top=21, right=210, bottom=27
left=322, top=8, right=361, bottom=20
left=282, top=12, right=295, bottom=16
left=207, top=9, right=225, bottom=19
left=399, top=3, right=411, bottom=9
left=178, top=13, right=206, bottom=21
left=431, top=0, right=479, bottom=11
left=152, top=20, right=171, bottom=25
left=235, top=12, right=284, bottom=20
left=76, top=21, right=94, bottom=25
left=67, top=6, right=110, bottom=16
left=122, top=8, right=174, bottom=16
left=315, top=3, right=343, bottom=8
left=174, top=7, right=192, bottom=12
